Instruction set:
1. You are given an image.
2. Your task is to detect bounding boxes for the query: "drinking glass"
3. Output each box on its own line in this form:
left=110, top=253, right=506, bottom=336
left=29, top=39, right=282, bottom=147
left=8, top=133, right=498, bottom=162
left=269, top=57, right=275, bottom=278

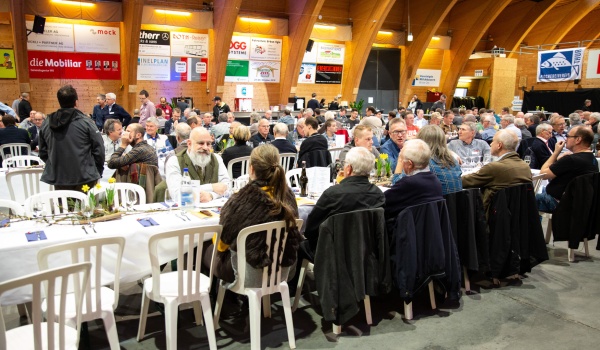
left=164, top=189, right=177, bottom=212
left=126, top=190, right=138, bottom=211
left=482, top=154, right=492, bottom=165
left=524, top=155, right=531, bottom=165
left=32, top=202, right=43, bottom=222
left=82, top=205, right=93, bottom=223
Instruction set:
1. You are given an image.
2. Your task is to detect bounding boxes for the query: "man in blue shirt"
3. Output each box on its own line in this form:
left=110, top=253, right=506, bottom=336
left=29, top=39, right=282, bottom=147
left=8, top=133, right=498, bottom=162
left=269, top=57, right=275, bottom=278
left=91, top=94, right=108, bottom=131
left=380, top=118, right=407, bottom=171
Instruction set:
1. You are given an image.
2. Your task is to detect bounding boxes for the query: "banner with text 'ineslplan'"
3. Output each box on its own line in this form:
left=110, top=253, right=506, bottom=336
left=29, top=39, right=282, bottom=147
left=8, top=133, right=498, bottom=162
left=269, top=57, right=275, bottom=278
left=537, top=48, right=585, bottom=82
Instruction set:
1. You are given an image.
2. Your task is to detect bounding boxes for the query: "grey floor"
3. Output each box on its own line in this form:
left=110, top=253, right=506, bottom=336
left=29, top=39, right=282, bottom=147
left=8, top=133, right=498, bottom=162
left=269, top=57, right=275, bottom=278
left=5, top=236, right=600, bottom=349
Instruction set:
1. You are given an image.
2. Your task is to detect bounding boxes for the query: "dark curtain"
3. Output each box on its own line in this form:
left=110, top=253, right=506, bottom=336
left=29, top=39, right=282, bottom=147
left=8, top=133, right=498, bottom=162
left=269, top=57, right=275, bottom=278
left=522, top=89, right=600, bottom=117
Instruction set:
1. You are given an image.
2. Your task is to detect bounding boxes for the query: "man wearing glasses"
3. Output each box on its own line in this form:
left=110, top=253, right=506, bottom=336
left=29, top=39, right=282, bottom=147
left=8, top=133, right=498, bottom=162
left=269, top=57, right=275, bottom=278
left=536, top=126, right=598, bottom=213
left=547, top=115, right=567, bottom=152
left=138, top=89, right=156, bottom=127
left=380, top=118, right=407, bottom=171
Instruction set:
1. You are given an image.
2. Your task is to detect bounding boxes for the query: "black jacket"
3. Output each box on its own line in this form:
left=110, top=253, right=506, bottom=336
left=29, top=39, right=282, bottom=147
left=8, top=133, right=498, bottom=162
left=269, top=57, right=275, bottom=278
left=0, top=126, right=31, bottom=152
left=271, top=138, right=297, bottom=155
left=487, top=183, right=549, bottom=278
left=39, top=108, right=105, bottom=186
left=106, top=103, right=132, bottom=127
left=297, top=133, right=330, bottom=167
left=28, top=125, right=40, bottom=149
left=314, top=208, right=391, bottom=325
left=306, top=98, right=320, bottom=111
left=18, top=99, right=32, bottom=121
left=221, top=143, right=253, bottom=179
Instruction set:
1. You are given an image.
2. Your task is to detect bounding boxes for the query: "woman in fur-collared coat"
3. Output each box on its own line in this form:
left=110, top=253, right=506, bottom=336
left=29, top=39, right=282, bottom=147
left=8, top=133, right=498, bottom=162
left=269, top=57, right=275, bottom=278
left=204, top=144, right=301, bottom=285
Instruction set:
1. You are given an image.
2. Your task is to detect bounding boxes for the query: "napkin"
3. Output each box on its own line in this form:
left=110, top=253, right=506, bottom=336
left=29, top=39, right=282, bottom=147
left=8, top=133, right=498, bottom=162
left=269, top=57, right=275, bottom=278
left=26, top=231, right=47, bottom=242
left=137, top=217, right=159, bottom=227
left=0, top=218, right=9, bottom=228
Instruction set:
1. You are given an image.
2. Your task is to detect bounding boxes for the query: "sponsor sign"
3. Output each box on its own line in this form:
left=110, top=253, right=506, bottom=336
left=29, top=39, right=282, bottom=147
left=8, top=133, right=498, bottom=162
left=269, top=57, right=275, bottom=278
left=170, top=32, right=209, bottom=58
left=249, top=61, right=280, bottom=83
left=139, top=30, right=170, bottom=56
left=229, top=36, right=251, bottom=60
left=249, top=38, right=282, bottom=61
left=585, top=49, right=600, bottom=79
left=411, top=69, right=442, bottom=87
left=298, top=63, right=316, bottom=84
left=225, top=60, right=250, bottom=82
left=315, top=64, right=342, bottom=84
left=74, top=25, right=120, bottom=54
left=137, top=56, right=170, bottom=81
left=0, top=49, right=16, bottom=79
left=27, top=22, right=75, bottom=52
left=170, top=57, right=207, bottom=81
left=28, top=51, right=120, bottom=79
left=537, top=48, right=585, bottom=82
left=316, top=43, right=345, bottom=64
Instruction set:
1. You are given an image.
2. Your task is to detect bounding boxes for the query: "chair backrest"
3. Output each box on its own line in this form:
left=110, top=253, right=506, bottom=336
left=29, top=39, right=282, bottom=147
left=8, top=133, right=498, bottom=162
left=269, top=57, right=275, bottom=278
left=328, top=147, right=343, bottom=162
left=232, top=219, right=303, bottom=293
left=0, top=262, right=91, bottom=350
left=0, top=199, right=25, bottom=217
left=38, top=237, right=125, bottom=316
left=24, top=190, right=88, bottom=217
left=148, top=225, right=222, bottom=300
left=532, top=174, right=545, bottom=193
left=6, top=168, right=52, bottom=203
left=279, top=153, right=296, bottom=171
left=227, top=156, right=251, bottom=180
left=112, top=183, right=147, bottom=207
left=1, top=155, right=45, bottom=169
left=0, top=143, right=31, bottom=161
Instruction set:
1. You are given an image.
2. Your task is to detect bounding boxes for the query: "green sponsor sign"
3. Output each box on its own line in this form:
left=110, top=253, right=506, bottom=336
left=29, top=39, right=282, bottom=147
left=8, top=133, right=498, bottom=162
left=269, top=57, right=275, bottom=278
left=225, top=60, right=249, bottom=79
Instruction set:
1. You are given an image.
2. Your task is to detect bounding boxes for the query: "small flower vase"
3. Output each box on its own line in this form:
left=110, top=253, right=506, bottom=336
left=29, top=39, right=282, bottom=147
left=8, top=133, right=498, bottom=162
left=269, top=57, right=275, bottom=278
left=385, top=160, right=392, bottom=178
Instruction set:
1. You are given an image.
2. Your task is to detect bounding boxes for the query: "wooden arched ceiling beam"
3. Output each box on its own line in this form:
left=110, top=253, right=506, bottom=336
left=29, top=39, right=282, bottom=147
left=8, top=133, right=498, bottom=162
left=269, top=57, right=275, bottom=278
left=484, top=0, right=561, bottom=58
left=121, top=0, right=146, bottom=111
left=438, top=0, right=512, bottom=103
left=522, top=0, right=600, bottom=49
left=399, top=0, right=457, bottom=105
left=208, top=0, right=242, bottom=98
left=560, top=7, right=600, bottom=48
left=341, top=0, right=397, bottom=102
left=278, top=0, right=326, bottom=105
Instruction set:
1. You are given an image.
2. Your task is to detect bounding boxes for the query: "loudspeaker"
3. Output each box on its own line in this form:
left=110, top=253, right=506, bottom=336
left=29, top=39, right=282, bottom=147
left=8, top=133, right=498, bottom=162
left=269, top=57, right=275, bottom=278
left=574, top=79, right=581, bottom=84
left=306, top=39, right=314, bottom=52
left=32, top=15, right=46, bottom=34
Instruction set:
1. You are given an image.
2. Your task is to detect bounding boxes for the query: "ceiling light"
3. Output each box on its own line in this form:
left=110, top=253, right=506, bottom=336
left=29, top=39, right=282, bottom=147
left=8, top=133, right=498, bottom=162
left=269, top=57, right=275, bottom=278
left=432, top=36, right=440, bottom=41
left=240, top=17, right=270, bottom=24
left=51, top=0, right=94, bottom=7
left=378, top=31, right=393, bottom=35
left=407, top=33, right=413, bottom=42
left=314, top=24, right=336, bottom=30
left=459, top=78, right=472, bottom=83
left=155, top=9, right=192, bottom=16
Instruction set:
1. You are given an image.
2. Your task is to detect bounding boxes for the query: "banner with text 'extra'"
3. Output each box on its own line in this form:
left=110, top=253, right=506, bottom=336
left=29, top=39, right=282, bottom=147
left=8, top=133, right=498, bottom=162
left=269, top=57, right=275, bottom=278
left=537, top=47, right=585, bottom=83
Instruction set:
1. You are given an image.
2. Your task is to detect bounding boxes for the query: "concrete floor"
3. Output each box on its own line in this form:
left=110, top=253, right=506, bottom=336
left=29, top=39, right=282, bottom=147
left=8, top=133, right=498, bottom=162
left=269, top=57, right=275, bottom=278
left=4, top=237, right=600, bottom=350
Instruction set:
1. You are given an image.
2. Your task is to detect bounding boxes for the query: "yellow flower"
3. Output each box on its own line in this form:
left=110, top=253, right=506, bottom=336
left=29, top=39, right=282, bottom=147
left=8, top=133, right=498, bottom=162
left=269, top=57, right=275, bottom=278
left=82, top=184, right=90, bottom=193
left=95, top=183, right=102, bottom=190
left=108, top=178, right=116, bottom=184
left=379, top=153, right=388, bottom=160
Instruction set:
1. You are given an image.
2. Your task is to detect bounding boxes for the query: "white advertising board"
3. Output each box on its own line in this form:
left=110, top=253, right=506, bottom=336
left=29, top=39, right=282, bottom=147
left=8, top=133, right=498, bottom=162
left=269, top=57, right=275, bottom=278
left=249, top=37, right=282, bottom=61
left=137, top=56, right=170, bottom=81
left=316, top=43, right=345, bottom=64
left=229, top=36, right=251, bottom=60
left=74, top=25, right=120, bottom=54
left=26, top=22, right=75, bottom=52
left=170, top=32, right=209, bottom=58
left=249, top=60, right=280, bottom=83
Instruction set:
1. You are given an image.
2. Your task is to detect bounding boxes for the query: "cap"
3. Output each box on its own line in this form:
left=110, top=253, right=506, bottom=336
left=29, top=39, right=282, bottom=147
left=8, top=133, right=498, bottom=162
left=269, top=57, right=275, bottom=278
left=212, top=96, right=221, bottom=101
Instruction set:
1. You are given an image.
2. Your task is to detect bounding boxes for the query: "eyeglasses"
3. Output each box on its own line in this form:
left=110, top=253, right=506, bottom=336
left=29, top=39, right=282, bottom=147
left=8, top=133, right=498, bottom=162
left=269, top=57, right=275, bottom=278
left=390, top=130, right=407, bottom=136
left=553, top=123, right=566, bottom=127
left=565, top=135, right=578, bottom=138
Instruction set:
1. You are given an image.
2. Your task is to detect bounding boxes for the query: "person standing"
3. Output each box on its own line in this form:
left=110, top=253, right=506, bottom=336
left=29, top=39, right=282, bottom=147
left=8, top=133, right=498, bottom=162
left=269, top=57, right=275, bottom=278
left=138, top=89, right=155, bottom=127
left=105, top=92, right=131, bottom=127
left=39, top=85, right=105, bottom=191
left=212, top=96, right=231, bottom=118
left=91, top=93, right=108, bottom=130
left=18, top=92, right=32, bottom=122
left=157, top=96, right=173, bottom=120
left=306, top=92, right=320, bottom=110
left=430, top=94, right=447, bottom=113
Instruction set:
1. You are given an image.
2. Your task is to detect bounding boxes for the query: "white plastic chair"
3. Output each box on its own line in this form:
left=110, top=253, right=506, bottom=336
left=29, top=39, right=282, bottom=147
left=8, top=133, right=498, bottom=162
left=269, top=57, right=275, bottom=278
left=0, top=143, right=31, bottom=162
left=24, top=190, right=88, bottom=217
left=328, top=147, right=343, bottom=162
left=0, top=199, right=25, bottom=217
left=137, top=225, right=222, bottom=350
left=279, top=153, right=296, bottom=171
left=0, top=262, right=91, bottom=350
left=38, top=237, right=125, bottom=350
left=6, top=168, right=52, bottom=203
left=213, top=219, right=304, bottom=350
left=1, top=155, right=44, bottom=169
left=532, top=174, right=545, bottom=193
left=227, top=156, right=251, bottom=179
left=112, top=183, right=147, bottom=207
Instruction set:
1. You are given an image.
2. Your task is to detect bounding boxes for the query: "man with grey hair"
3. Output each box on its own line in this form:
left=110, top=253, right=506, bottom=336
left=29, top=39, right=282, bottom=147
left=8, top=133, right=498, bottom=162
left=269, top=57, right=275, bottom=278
left=248, top=112, right=262, bottom=136
left=105, top=92, right=131, bottom=127
left=515, top=117, right=532, bottom=139
left=462, top=130, right=532, bottom=210
left=91, top=93, right=107, bottom=130
left=102, top=118, right=124, bottom=159
left=303, top=108, right=314, bottom=118
left=481, top=114, right=497, bottom=142
left=271, top=122, right=297, bottom=155
left=144, top=117, right=171, bottom=150
left=210, top=113, right=230, bottom=139
left=301, top=146, right=385, bottom=260
left=525, top=123, right=553, bottom=168
left=585, top=112, right=599, bottom=133
left=226, top=112, right=235, bottom=123
left=568, top=112, right=582, bottom=129
left=448, top=122, right=491, bottom=161
left=500, top=114, right=522, bottom=140
left=384, top=139, right=444, bottom=230
left=174, top=122, right=191, bottom=153
left=278, top=109, right=295, bottom=125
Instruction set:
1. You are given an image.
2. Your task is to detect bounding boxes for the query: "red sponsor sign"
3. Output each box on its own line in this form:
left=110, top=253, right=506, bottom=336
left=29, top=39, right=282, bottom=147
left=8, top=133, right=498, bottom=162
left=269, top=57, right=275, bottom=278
left=28, top=51, right=121, bottom=80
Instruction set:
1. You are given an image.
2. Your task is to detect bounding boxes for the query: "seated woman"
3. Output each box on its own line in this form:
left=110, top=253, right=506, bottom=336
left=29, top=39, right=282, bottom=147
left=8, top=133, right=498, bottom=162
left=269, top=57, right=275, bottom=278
left=221, top=125, right=252, bottom=179
left=205, top=144, right=301, bottom=284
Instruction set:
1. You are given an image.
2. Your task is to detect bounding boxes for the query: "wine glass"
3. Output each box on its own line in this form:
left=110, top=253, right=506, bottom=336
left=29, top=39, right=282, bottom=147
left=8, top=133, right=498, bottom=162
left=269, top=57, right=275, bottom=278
left=82, top=205, right=93, bottom=226
left=524, top=155, right=532, bottom=166
left=164, top=189, right=176, bottom=212
left=126, top=190, right=138, bottom=211
left=32, top=202, right=43, bottom=223
left=482, top=154, right=492, bottom=165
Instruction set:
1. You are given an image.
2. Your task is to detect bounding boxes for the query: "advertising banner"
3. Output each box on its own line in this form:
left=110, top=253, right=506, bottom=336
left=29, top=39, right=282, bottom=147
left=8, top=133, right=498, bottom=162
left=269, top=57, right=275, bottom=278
left=586, top=49, right=600, bottom=79
left=137, top=56, right=170, bottom=81
left=28, top=51, right=120, bottom=79
left=0, top=49, right=16, bottom=79
left=229, top=36, right=251, bottom=60
left=537, top=48, right=585, bottom=82
left=316, top=43, right=345, bottom=64
left=74, top=25, right=120, bottom=54
left=170, top=32, right=209, bottom=58
left=139, top=30, right=170, bottom=56
left=315, top=64, right=342, bottom=84
left=225, top=60, right=250, bottom=82
left=249, top=38, right=282, bottom=61
left=298, top=63, right=316, bottom=84
left=170, top=57, right=207, bottom=82
left=411, top=69, right=441, bottom=87
left=26, top=22, right=74, bottom=52
left=249, top=61, right=280, bottom=83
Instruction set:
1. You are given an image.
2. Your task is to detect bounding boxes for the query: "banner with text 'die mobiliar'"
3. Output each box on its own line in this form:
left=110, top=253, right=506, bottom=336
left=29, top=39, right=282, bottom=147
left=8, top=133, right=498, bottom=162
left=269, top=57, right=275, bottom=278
left=29, top=51, right=120, bottom=79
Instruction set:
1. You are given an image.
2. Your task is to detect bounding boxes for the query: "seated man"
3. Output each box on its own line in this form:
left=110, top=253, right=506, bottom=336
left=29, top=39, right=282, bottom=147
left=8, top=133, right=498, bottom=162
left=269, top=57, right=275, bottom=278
left=339, top=124, right=380, bottom=163
left=271, top=122, right=297, bottom=154
left=297, top=117, right=329, bottom=167
left=448, top=122, right=491, bottom=161
left=462, top=130, right=532, bottom=211
left=384, top=139, right=443, bottom=232
left=107, top=123, right=158, bottom=170
left=380, top=118, right=407, bottom=171
left=163, top=127, right=229, bottom=202
left=480, top=114, right=497, bottom=142
left=526, top=124, right=553, bottom=169
left=102, top=118, right=125, bottom=159
left=302, top=147, right=385, bottom=261
left=536, top=125, right=599, bottom=213
left=210, top=113, right=230, bottom=140
left=250, top=118, right=274, bottom=147
left=28, top=111, right=45, bottom=151
left=164, top=107, right=181, bottom=135
left=143, top=117, right=171, bottom=150
left=173, top=122, right=191, bottom=153
left=547, top=115, right=568, bottom=152
left=0, top=115, right=31, bottom=157
left=500, top=115, right=522, bottom=140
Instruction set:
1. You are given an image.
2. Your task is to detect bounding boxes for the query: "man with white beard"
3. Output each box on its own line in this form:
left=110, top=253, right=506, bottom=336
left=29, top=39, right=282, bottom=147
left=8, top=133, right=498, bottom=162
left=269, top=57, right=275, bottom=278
left=162, top=127, right=229, bottom=202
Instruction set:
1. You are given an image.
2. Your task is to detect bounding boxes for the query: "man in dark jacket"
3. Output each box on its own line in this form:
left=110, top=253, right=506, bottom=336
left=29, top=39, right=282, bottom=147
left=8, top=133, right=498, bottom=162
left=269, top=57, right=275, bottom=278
left=39, top=85, right=105, bottom=191
left=18, top=92, right=32, bottom=122
left=0, top=115, right=31, bottom=158
left=271, top=123, right=297, bottom=154
left=212, top=96, right=230, bottom=118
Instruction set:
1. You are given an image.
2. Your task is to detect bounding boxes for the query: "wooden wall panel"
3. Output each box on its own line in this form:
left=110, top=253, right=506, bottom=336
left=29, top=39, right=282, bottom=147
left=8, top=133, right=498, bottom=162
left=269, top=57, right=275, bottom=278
left=319, top=0, right=350, bottom=25
left=240, top=0, right=288, bottom=18
left=294, top=84, right=342, bottom=106
left=489, top=57, right=517, bottom=112
left=462, top=58, right=492, bottom=77
left=222, top=82, right=280, bottom=112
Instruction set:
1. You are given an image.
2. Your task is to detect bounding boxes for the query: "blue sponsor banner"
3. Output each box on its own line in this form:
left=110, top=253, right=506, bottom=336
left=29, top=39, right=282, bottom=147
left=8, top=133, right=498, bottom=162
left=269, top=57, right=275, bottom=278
left=537, top=48, right=585, bottom=82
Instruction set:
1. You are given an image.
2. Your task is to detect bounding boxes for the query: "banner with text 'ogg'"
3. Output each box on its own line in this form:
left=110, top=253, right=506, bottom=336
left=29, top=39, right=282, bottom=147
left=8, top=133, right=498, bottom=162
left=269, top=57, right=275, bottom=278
left=537, top=48, right=585, bottom=83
